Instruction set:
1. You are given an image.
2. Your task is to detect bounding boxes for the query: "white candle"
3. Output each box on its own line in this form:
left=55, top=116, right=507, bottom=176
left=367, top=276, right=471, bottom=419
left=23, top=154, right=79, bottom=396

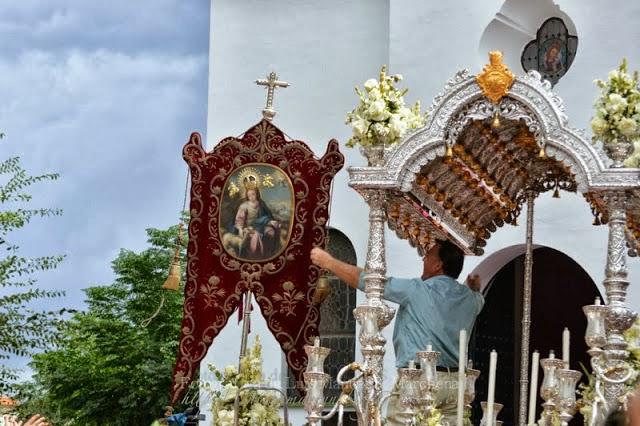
left=456, top=329, right=467, bottom=426
left=427, top=344, right=433, bottom=351
left=527, top=351, right=540, bottom=425
left=562, top=328, right=570, bottom=367
left=314, top=336, right=320, bottom=347
left=487, top=350, right=497, bottom=425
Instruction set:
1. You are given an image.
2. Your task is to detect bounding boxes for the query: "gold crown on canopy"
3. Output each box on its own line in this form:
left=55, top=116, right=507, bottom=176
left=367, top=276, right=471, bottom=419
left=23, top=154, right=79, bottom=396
left=476, top=51, right=515, bottom=104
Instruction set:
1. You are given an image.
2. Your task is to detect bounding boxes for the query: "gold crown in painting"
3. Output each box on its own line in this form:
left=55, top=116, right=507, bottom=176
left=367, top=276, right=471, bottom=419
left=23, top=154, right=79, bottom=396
left=237, top=167, right=261, bottom=190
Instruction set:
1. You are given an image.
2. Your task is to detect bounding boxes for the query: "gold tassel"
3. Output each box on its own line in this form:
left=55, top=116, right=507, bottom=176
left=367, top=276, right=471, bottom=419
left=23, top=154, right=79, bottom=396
left=312, top=274, right=331, bottom=305
left=539, top=147, right=546, bottom=158
left=162, top=223, right=184, bottom=291
left=162, top=248, right=181, bottom=291
left=446, top=145, right=453, bottom=157
left=492, top=111, right=500, bottom=128
left=553, top=187, right=560, bottom=198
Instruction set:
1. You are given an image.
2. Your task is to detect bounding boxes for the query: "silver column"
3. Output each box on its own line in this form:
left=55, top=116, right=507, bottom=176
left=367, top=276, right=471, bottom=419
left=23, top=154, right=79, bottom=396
left=518, top=190, right=535, bottom=426
left=354, top=188, right=396, bottom=425
left=602, top=191, right=637, bottom=410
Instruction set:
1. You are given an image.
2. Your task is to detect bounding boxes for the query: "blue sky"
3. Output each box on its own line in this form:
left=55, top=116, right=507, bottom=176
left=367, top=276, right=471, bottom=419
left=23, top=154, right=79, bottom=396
left=1, top=1, right=210, bottom=371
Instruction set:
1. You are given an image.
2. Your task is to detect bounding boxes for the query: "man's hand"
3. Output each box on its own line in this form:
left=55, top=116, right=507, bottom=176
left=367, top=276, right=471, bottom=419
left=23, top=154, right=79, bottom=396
left=22, top=415, right=48, bottom=426
left=2, top=415, right=49, bottom=426
left=630, top=390, right=640, bottom=426
left=310, top=247, right=333, bottom=270
left=465, top=274, right=482, bottom=292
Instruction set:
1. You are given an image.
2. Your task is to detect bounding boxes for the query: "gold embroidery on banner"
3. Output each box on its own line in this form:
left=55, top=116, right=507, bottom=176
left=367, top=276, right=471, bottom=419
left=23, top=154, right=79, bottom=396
left=272, top=281, right=306, bottom=316
left=200, top=276, right=226, bottom=308
left=476, top=51, right=515, bottom=104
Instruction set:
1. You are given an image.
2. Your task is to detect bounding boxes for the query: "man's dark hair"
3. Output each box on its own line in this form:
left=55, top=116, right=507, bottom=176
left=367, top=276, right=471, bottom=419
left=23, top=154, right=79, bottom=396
left=437, top=240, right=464, bottom=279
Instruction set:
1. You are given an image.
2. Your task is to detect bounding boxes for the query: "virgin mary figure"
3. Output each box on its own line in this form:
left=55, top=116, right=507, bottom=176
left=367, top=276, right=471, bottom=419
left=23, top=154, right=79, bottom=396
left=226, top=179, right=281, bottom=261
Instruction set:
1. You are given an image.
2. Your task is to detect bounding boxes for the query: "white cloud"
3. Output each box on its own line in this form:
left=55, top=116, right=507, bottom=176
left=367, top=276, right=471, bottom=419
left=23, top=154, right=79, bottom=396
left=0, top=2, right=210, bottom=372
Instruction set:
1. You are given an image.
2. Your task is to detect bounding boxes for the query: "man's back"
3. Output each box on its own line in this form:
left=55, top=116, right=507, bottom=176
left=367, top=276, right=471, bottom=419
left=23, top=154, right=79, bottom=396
left=382, top=274, right=484, bottom=368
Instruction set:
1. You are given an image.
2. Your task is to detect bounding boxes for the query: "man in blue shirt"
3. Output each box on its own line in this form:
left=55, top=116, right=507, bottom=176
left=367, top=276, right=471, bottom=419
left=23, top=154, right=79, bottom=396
left=311, top=239, right=483, bottom=424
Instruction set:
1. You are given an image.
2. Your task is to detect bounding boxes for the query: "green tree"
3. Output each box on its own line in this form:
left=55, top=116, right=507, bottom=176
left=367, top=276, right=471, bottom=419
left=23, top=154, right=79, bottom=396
left=18, top=224, right=186, bottom=425
left=0, top=156, right=65, bottom=394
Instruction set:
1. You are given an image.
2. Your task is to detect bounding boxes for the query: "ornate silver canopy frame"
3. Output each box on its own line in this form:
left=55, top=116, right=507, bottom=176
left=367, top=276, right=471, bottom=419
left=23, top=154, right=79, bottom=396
left=342, top=54, right=640, bottom=425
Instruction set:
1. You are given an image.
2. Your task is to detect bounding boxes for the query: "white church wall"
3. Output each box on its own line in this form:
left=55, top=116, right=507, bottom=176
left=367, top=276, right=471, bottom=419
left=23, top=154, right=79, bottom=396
left=204, top=0, right=640, bottom=422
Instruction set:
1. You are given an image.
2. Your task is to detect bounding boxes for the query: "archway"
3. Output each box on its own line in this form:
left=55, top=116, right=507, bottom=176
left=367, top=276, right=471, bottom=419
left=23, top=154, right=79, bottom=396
left=469, top=246, right=601, bottom=425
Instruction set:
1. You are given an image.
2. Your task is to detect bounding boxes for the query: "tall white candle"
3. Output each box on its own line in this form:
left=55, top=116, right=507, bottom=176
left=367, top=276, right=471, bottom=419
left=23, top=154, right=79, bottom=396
left=527, top=350, right=540, bottom=425
left=562, top=327, right=570, bottom=367
left=456, top=329, right=467, bottom=426
left=487, top=350, right=497, bottom=425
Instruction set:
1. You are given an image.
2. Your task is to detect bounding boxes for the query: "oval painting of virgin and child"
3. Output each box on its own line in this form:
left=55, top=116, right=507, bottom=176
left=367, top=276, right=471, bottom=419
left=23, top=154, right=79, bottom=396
left=219, top=164, right=294, bottom=262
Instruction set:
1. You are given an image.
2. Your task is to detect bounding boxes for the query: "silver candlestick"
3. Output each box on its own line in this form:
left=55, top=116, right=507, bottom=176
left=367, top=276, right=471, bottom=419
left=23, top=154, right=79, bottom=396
left=464, top=367, right=481, bottom=417
left=539, top=352, right=564, bottom=425
left=416, top=346, right=441, bottom=418
left=583, top=297, right=636, bottom=425
left=556, top=368, right=581, bottom=426
left=397, top=363, right=423, bottom=425
left=303, top=338, right=331, bottom=425
left=480, top=401, right=503, bottom=426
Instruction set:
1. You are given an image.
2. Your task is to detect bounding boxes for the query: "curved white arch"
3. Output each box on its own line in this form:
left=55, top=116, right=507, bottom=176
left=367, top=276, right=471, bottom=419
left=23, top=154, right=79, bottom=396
left=469, top=243, right=599, bottom=294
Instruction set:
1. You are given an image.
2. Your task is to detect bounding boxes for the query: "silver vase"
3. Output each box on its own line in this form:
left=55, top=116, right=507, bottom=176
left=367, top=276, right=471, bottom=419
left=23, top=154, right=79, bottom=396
left=603, top=138, right=634, bottom=168
left=359, top=144, right=386, bottom=167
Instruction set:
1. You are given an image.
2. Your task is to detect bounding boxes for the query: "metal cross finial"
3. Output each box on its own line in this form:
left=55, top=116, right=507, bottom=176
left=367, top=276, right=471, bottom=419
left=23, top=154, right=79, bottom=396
left=255, top=71, right=289, bottom=121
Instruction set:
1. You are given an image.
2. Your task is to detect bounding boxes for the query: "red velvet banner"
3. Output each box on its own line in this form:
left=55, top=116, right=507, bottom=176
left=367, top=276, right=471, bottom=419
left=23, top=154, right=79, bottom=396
left=171, top=120, right=344, bottom=403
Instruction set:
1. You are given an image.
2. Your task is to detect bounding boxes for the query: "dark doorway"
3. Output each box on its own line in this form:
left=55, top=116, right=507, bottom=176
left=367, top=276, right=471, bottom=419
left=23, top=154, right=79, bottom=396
left=469, top=247, right=600, bottom=425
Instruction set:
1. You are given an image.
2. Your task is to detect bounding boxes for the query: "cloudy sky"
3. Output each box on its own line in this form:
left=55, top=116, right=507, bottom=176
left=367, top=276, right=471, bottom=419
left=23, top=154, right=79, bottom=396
left=1, top=1, right=210, bottom=370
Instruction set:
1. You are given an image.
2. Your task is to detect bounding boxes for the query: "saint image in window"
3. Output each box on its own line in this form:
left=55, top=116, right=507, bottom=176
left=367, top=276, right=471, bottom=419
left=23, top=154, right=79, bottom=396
left=541, top=40, right=564, bottom=74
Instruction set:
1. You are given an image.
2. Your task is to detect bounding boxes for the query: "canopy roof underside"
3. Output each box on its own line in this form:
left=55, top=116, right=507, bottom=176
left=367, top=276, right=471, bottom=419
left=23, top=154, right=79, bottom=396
left=387, top=118, right=581, bottom=256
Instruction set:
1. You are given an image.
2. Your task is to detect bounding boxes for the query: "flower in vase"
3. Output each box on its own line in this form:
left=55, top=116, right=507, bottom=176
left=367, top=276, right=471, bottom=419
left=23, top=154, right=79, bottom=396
left=618, top=117, right=638, bottom=137
left=624, top=140, right=640, bottom=168
left=217, top=409, right=235, bottom=424
left=591, top=115, right=608, bottom=135
left=590, top=59, right=640, bottom=158
left=345, top=65, right=427, bottom=148
left=224, top=365, right=238, bottom=378
left=203, top=335, right=285, bottom=425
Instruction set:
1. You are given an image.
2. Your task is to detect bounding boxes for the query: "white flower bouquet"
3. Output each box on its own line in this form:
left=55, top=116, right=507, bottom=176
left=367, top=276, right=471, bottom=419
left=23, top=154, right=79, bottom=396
left=415, top=407, right=444, bottom=426
left=345, top=66, right=426, bottom=148
left=590, top=59, right=640, bottom=167
left=202, top=335, right=285, bottom=425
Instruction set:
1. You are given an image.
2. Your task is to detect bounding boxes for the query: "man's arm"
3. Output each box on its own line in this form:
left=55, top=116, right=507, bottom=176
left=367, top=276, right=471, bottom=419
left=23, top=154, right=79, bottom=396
left=465, top=274, right=482, bottom=292
left=310, top=247, right=362, bottom=288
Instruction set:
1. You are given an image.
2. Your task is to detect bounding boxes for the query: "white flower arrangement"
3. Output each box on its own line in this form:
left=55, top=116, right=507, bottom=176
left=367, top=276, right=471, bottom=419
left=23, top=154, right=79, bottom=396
left=415, top=407, right=444, bottom=426
left=590, top=59, right=640, bottom=167
left=202, top=335, right=285, bottom=426
left=345, top=66, right=426, bottom=148
left=577, top=317, right=640, bottom=424
left=626, top=140, right=640, bottom=168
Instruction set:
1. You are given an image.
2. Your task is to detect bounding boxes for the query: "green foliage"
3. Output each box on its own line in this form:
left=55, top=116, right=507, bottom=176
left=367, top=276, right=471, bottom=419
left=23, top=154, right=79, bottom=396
left=15, top=223, right=186, bottom=425
left=0, top=156, right=65, bottom=394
